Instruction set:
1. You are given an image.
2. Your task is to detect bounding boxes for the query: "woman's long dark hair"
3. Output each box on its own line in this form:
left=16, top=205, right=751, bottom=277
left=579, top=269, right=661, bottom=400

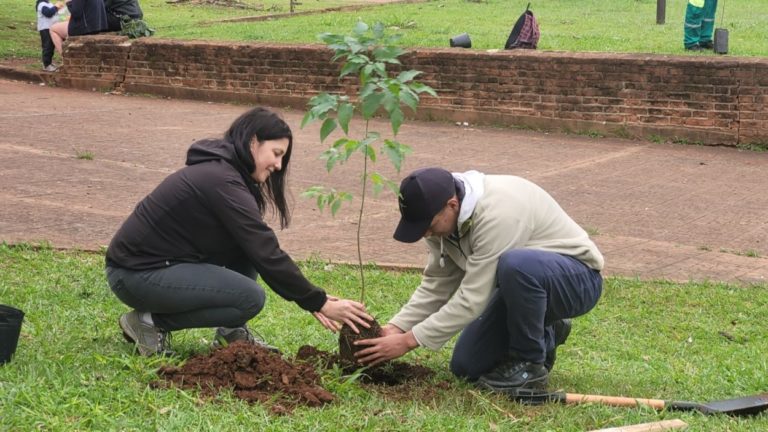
left=225, top=107, right=293, bottom=228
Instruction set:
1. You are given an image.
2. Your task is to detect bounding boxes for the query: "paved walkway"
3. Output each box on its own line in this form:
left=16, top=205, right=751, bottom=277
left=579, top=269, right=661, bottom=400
left=1, top=77, right=766, bottom=285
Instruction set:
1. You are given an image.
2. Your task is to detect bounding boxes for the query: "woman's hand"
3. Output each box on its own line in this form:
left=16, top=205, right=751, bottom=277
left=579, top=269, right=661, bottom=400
left=315, top=295, right=373, bottom=333
left=311, top=310, right=340, bottom=332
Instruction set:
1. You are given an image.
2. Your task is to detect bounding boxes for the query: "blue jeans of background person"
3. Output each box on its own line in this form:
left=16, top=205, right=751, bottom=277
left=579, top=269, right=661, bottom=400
left=105, top=257, right=266, bottom=332
left=450, top=249, right=603, bottom=380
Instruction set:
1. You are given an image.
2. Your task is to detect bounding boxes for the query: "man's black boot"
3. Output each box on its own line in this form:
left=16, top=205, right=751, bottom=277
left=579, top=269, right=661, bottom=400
left=477, top=360, right=548, bottom=392
left=544, top=318, right=572, bottom=371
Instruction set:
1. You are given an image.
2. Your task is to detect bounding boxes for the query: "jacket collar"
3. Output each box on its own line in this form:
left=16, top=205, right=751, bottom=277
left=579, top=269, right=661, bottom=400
left=452, top=170, right=485, bottom=235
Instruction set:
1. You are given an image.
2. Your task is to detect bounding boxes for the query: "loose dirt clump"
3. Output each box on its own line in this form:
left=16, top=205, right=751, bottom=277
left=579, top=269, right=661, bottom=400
left=296, top=345, right=434, bottom=385
left=152, top=341, right=334, bottom=414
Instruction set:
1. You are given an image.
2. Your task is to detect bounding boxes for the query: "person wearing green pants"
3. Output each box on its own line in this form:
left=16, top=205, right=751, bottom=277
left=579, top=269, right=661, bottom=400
left=684, top=0, right=718, bottom=51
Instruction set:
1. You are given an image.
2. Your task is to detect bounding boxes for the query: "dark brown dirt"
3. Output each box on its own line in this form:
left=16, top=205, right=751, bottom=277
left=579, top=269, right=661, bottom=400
left=151, top=340, right=437, bottom=414
left=296, top=345, right=434, bottom=386
left=338, top=318, right=382, bottom=364
left=151, top=341, right=334, bottom=414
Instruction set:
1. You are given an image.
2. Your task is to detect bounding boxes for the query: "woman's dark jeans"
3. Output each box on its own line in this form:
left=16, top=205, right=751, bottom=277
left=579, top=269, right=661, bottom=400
left=450, top=249, right=603, bottom=380
left=105, top=258, right=265, bottom=332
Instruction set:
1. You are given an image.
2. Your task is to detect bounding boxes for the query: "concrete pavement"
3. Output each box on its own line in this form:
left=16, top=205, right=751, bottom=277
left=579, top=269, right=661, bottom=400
left=1, top=77, right=766, bottom=285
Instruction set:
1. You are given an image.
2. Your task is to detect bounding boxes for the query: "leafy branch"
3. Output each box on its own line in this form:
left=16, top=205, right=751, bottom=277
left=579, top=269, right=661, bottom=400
left=301, top=21, right=436, bottom=303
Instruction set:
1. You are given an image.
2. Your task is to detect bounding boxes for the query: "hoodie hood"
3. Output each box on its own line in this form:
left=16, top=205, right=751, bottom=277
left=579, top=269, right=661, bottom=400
left=186, top=138, right=261, bottom=199
left=186, top=138, right=240, bottom=166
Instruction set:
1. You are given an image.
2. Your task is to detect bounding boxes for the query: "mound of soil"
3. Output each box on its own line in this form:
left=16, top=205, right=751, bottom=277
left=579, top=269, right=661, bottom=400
left=151, top=341, right=333, bottom=414
left=296, top=345, right=434, bottom=385
left=152, top=338, right=437, bottom=414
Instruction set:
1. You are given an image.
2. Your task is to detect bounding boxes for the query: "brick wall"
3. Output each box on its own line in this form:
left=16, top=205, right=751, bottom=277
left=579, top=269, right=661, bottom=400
left=58, top=35, right=768, bottom=146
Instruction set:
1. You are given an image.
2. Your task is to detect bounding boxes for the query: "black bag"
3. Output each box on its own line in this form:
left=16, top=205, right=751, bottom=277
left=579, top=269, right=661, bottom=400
left=505, top=3, right=540, bottom=50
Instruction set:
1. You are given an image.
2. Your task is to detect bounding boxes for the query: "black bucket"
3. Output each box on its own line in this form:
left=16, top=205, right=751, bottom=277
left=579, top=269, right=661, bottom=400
left=714, top=28, right=728, bottom=54
left=449, top=33, right=472, bottom=48
left=0, top=304, right=24, bottom=365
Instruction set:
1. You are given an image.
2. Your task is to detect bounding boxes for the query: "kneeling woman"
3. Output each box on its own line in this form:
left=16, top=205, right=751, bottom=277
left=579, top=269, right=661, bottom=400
left=106, top=107, right=371, bottom=356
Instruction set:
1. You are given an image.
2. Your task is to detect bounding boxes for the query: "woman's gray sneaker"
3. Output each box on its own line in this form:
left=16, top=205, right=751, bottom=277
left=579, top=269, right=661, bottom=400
left=119, top=310, right=173, bottom=356
left=213, top=326, right=280, bottom=353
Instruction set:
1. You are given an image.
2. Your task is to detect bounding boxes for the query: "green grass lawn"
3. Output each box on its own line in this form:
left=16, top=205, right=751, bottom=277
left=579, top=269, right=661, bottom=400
left=1, top=243, right=767, bottom=430
left=3, top=0, right=767, bottom=63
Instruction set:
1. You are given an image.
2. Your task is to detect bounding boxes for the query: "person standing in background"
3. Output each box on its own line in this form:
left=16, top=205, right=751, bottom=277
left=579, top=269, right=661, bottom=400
left=684, top=0, right=718, bottom=51
left=36, top=0, right=63, bottom=71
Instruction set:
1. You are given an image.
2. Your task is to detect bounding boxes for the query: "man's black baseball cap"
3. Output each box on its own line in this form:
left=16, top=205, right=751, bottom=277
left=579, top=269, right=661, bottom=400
left=393, top=167, right=455, bottom=243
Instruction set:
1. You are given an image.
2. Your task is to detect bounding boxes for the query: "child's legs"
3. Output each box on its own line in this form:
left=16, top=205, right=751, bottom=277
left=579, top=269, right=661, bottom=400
left=39, top=29, right=55, bottom=66
left=49, top=21, right=68, bottom=55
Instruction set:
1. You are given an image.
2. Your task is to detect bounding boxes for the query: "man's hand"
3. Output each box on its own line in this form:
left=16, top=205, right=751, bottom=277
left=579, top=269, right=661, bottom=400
left=353, top=330, right=419, bottom=366
left=316, top=295, right=372, bottom=333
left=380, top=323, right=405, bottom=337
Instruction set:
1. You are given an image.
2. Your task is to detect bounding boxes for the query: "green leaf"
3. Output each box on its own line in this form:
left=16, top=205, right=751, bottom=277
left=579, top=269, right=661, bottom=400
left=317, top=194, right=325, bottom=211
left=345, top=36, right=364, bottom=54
left=320, top=148, right=340, bottom=172
left=389, top=107, right=404, bottom=136
left=361, top=64, right=374, bottom=84
left=372, top=22, right=385, bottom=39
left=338, top=103, right=354, bottom=134
left=410, top=82, right=438, bottom=97
left=400, top=87, right=419, bottom=112
left=307, top=93, right=339, bottom=118
left=364, top=144, right=376, bottom=162
left=361, top=93, right=385, bottom=119
left=382, top=89, right=399, bottom=113
left=300, top=111, right=314, bottom=128
left=353, top=21, right=369, bottom=35
left=397, top=70, right=421, bottom=83
left=340, top=61, right=361, bottom=79
left=372, top=46, right=404, bottom=64
left=330, top=192, right=353, bottom=216
left=359, top=82, right=377, bottom=99
left=330, top=199, right=342, bottom=216
left=370, top=172, right=385, bottom=196
left=320, top=118, right=337, bottom=143
left=301, top=185, right=324, bottom=198
left=372, top=62, right=387, bottom=78
left=384, top=178, right=400, bottom=195
left=343, top=139, right=361, bottom=160
left=383, top=139, right=411, bottom=172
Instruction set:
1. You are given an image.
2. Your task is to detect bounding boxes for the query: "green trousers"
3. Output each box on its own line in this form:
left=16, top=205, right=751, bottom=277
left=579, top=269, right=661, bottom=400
left=684, top=0, right=718, bottom=48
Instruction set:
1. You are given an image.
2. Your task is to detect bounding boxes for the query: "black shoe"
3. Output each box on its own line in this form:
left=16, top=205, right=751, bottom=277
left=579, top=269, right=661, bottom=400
left=477, top=360, right=548, bottom=392
left=544, top=318, right=572, bottom=371
left=685, top=44, right=703, bottom=51
left=699, top=40, right=713, bottom=49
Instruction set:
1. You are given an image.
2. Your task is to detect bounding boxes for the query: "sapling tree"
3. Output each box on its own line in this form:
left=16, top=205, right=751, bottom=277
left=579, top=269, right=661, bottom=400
left=302, top=21, right=436, bottom=306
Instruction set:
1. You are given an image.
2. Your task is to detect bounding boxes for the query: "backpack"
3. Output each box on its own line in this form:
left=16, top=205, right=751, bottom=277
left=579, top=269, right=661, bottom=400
left=505, top=4, right=540, bottom=50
